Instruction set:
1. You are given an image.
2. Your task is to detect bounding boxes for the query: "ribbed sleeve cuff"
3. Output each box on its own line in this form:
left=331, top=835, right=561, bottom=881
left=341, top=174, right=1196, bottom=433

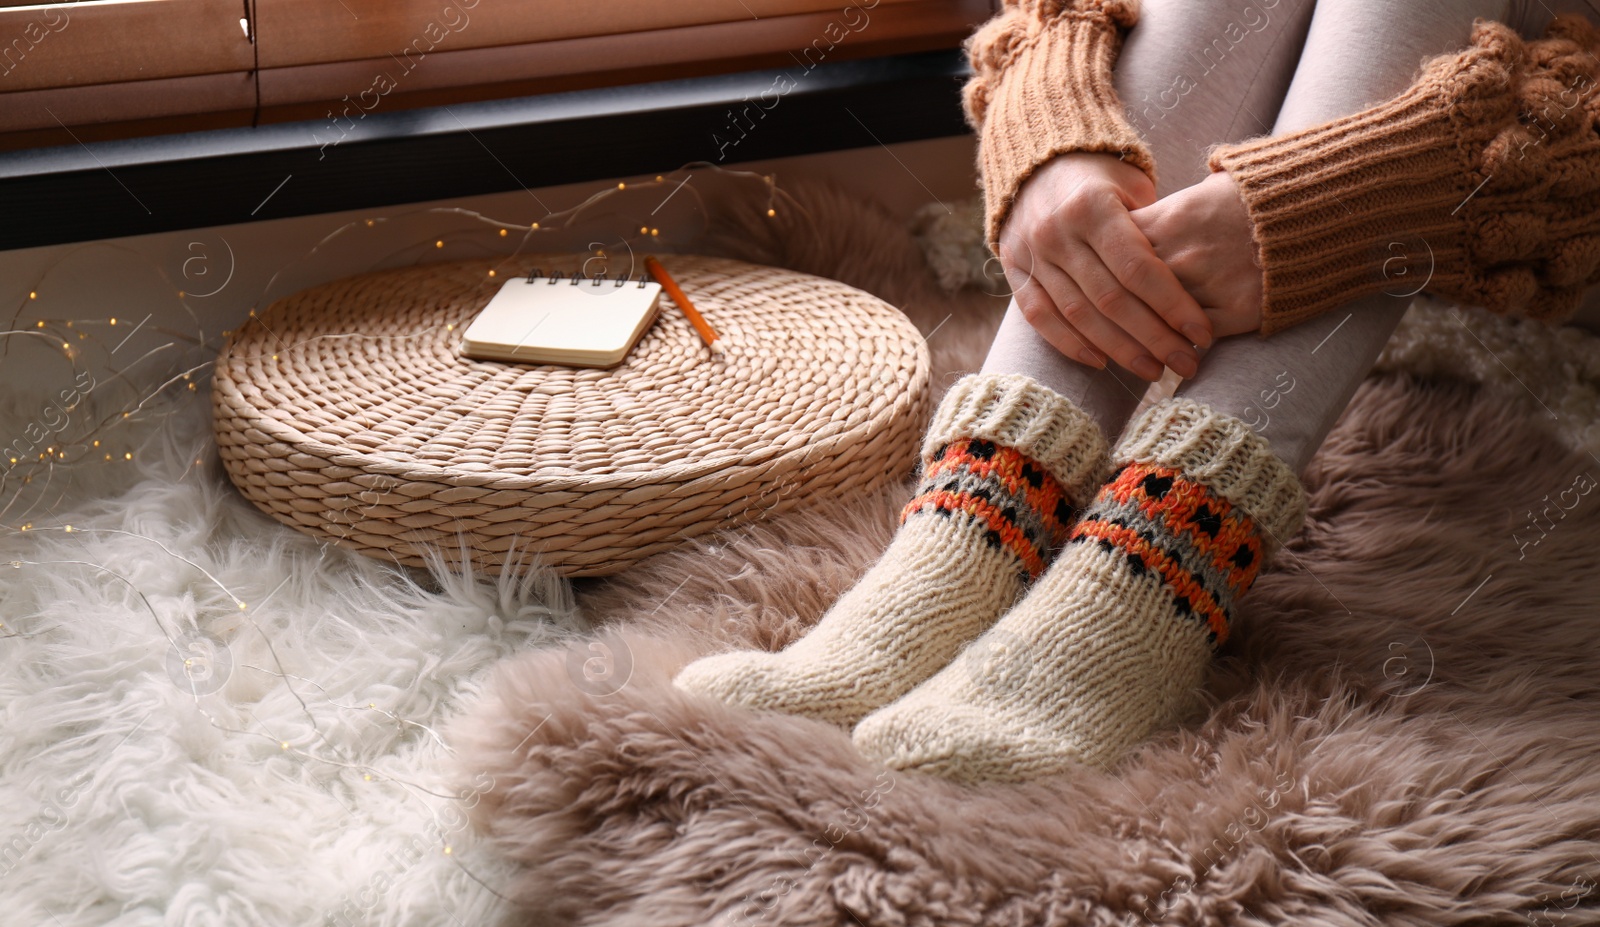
left=975, top=8, right=1154, bottom=249
left=1207, top=23, right=1524, bottom=334
left=924, top=373, right=1110, bottom=508
left=1114, top=398, right=1307, bottom=549
left=1208, top=90, right=1476, bottom=334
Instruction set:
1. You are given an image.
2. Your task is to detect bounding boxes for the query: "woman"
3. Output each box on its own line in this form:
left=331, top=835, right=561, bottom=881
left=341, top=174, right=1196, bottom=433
left=674, top=0, right=1600, bottom=783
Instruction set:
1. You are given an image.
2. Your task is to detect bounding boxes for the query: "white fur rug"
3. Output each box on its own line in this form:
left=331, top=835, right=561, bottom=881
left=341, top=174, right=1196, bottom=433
left=2, top=181, right=1598, bottom=927
left=0, top=398, right=590, bottom=926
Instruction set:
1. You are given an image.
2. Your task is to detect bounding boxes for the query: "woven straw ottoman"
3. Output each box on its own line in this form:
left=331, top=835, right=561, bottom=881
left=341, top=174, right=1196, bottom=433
left=212, top=255, right=931, bottom=577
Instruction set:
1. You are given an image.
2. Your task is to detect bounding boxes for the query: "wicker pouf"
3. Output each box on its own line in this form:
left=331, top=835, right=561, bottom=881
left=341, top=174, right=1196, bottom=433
left=212, top=255, right=931, bottom=577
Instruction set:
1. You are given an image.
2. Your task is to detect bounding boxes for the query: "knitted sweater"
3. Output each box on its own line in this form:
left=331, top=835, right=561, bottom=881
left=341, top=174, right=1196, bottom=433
left=966, top=2, right=1600, bottom=334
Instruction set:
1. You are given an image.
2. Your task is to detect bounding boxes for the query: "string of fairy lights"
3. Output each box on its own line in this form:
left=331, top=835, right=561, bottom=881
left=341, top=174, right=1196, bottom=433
left=0, top=162, right=799, bottom=902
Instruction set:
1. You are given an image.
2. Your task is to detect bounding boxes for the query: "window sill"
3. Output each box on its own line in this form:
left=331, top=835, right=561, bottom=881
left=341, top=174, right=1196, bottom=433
left=0, top=48, right=970, bottom=252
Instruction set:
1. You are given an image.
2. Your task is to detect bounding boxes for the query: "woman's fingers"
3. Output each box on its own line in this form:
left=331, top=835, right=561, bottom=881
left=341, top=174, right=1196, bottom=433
left=1100, top=206, right=1209, bottom=349
left=996, top=152, right=1232, bottom=381
left=1049, top=238, right=1197, bottom=380
left=1014, top=272, right=1107, bottom=368
left=1082, top=208, right=1213, bottom=352
left=1031, top=261, right=1163, bottom=379
left=1113, top=163, right=1159, bottom=210
left=1006, top=234, right=1197, bottom=381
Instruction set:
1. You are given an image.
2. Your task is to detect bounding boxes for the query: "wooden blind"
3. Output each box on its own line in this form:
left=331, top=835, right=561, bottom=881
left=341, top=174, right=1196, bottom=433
left=0, top=0, right=989, bottom=145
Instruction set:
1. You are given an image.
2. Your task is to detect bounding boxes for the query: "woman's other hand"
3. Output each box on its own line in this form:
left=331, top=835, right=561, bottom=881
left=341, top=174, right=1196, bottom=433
left=997, top=152, right=1212, bottom=381
left=1131, top=170, right=1265, bottom=341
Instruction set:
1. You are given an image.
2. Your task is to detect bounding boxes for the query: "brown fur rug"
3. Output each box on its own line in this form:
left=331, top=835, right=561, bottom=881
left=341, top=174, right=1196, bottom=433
left=449, top=180, right=1600, bottom=926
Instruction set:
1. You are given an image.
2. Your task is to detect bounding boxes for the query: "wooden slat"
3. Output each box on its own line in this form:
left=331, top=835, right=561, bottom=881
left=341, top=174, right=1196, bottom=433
left=256, top=0, right=986, bottom=108
left=0, top=0, right=252, bottom=92
left=252, top=0, right=927, bottom=68
left=0, top=69, right=254, bottom=132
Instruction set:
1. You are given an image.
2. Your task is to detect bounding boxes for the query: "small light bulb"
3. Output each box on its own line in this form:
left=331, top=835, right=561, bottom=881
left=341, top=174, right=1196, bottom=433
left=92, top=440, right=99, bottom=447
left=488, top=270, right=496, bottom=278
left=104, top=454, right=111, bottom=461
left=178, top=291, right=186, bottom=298
left=63, top=525, right=72, bottom=532
left=531, top=222, right=540, bottom=229
left=238, top=602, right=248, bottom=610
left=28, top=291, right=36, bottom=300
left=767, top=208, right=776, bottom=217
left=649, top=228, right=658, bottom=236
left=110, top=317, right=117, bottom=325
left=498, top=228, right=507, bottom=237
left=435, top=240, right=444, bottom=249
left=617, top=182, right=625, bottom=190
left=280, top=742, right=289, bottom=750
left=124, top=452, right=132, bottom=460
left=443, top=846, right=453, bottom=856
left=639, top=226, right=648, bottom=235
left=35, top=321, right=43, bottom=328
left=445, top=323, right=454, bottom=331
left=655, top=175, right=664, bottom=182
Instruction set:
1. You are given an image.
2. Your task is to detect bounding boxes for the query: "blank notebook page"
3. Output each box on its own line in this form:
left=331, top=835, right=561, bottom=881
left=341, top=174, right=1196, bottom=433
left=460, top=276, right=664, bottom=367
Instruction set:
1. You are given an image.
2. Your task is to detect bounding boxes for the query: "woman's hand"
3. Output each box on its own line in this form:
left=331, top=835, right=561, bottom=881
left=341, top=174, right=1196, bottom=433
left=1130, top=170, right=1265, bottom=340
left=997, top=152, right=1212, bottom=381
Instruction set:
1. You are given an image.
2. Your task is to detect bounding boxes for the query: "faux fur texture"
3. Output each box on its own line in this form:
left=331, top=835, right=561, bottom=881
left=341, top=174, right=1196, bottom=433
left=0, top=399, right=579, bottom=926
left=6, top=175, right=1598, bottom=927
left=452, top=190, right=1600, bottom=925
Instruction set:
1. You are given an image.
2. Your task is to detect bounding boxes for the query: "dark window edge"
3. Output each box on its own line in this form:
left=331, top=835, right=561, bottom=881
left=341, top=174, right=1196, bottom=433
left=0, top=48, right=970, bottom=251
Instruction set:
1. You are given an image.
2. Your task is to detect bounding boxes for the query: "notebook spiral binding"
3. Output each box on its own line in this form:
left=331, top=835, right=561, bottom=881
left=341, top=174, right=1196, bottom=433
left=522, top=269, right=652, bottom=288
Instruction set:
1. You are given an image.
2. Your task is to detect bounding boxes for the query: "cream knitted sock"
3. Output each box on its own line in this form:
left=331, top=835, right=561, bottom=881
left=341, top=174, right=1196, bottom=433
left=671, top=373, right=1110, bottom=728
left=852, top=397, right=1308, bottom=782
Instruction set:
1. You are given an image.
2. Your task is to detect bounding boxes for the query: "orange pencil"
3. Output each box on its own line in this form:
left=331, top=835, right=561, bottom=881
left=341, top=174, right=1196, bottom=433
left=645, top=256, right=721, bottom=353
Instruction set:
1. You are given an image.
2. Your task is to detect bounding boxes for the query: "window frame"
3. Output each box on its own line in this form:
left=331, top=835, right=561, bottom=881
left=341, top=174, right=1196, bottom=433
left=0, top=47, right=971, bottom=250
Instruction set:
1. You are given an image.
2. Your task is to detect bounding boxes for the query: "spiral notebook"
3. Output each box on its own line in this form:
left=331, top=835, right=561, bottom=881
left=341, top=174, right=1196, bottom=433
left=460, top=270, right=663, bottom=368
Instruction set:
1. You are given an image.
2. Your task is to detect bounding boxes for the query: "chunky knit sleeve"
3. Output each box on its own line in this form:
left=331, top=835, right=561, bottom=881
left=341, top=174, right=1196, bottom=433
left=1209, top=16, right=1600, bottom=334
left=965, top=0, right=1154, bottom=249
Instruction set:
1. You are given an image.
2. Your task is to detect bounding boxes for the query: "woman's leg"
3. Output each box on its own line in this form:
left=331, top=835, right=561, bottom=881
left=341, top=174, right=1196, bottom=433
left=855, top=0, right=1543, bottom=784
left=676, top=0, right=1323, bottom=724
left=1179, top=0, right=1517, bottom=476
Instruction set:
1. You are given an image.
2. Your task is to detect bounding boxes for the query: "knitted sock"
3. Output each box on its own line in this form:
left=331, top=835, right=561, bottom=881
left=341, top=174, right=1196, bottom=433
left=852, top=397, right=1307, bottom=782
left=671, top=373, right=1110, bottom=728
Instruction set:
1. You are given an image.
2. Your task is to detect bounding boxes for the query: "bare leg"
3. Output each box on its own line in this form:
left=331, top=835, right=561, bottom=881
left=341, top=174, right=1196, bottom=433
left=980, top=0, right=1320, bottom=440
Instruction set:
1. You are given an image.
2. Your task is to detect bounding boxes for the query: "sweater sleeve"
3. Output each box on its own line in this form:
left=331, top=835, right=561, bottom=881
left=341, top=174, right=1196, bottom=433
left=965, top=0, right=1154, bottom=250
left=1209, top=16, right=1600, bottom=334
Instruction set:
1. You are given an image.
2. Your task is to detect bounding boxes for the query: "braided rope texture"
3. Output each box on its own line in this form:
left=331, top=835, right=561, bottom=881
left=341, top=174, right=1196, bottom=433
left=212, top=255, right=932, bottom=577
